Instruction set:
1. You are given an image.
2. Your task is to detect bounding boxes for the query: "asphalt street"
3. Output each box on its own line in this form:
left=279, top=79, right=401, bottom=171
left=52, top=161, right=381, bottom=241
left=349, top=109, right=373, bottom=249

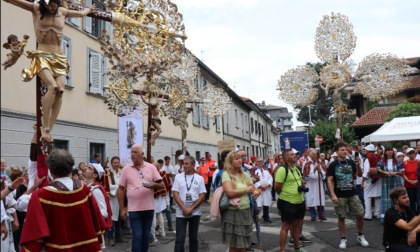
left=107, top=197, right=386, bottom=252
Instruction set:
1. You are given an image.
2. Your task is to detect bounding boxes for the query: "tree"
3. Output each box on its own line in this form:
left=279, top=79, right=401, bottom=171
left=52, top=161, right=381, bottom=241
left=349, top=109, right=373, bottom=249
left=386, top=101, right=420, bottom=121
left=308, top=119, right=357, bottom=153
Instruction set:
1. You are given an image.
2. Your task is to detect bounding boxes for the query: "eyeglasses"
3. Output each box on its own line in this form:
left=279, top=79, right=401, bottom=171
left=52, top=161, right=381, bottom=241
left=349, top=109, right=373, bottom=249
left=138, top=169, right=144, bottom=178
left=241, top=155, right=247, bottom=157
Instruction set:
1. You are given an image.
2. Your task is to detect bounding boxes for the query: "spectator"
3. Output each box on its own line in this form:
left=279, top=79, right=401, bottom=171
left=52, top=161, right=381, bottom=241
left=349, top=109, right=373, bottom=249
left=275, top=149, right=307, bottom=252
left=254, top=157, right=273, bottom=223
left=362, top=144, right=382, bottom=220
left=304, top=149, right=327, bottom=221
left=107, top=156, right=124, bottom=245
left=162, top=156, right=175, bottom=211
left=379, top=146, right=404, bottom=223
left=197, top=157, right=210, bottom=201
left=416, top=141, right=420, bottom=160
left=117, top=144, right=164, bottom=252
left=175, top=155, right=185, bottom=174
left=403, top=148, right=420, bottom=214
left=213, top=150, right=230, bottom=191
left=327, top=142, right=368, bottom=250
left=221, top=151, right=256, bottom=252
left=151, top=161, right=171, bottom=240
left=173, top=156, right=206, bottom=252
left=157, top=159, right=174, bottom=233
left=383, top=187, right=420, bottom=251
left=205, top=153, right=217, bottom=203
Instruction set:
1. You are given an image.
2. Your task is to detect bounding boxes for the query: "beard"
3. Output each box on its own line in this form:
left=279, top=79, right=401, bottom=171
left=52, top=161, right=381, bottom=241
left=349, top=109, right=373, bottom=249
left=398, top=202, right=410, bottom=210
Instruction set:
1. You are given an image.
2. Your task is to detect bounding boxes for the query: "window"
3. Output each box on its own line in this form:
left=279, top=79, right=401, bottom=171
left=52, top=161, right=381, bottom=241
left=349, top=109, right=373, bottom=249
left=66, top=16, right=80, bottom=27
left=215, top=116, right=221, bottom=132
left=195, top=151, right=201, bottom=162
left=90, top=142, right=105, bottom=164
left=84, top=0, right=112, bottom=38
left=192, top=76, right=209, bottom=128
left=192, top=103, right=201, bottom=126
left=226, top=112, right=230, bottom=133
left=250, top=117, right=254, bottom=133
left=52, top=139, right=69, bottom=151
left=61, top=36, right=72, bottom=87
left=88, top=49, right=106, bottom=95
left=262, top=125, right=265, bottom=141
left=258, top=123, right=261, bottom=136
left=255, top=120, right=258, bottom=135
left=235, top=109, right=238, bottom=128
left=245, top=115, right=248, bottom=133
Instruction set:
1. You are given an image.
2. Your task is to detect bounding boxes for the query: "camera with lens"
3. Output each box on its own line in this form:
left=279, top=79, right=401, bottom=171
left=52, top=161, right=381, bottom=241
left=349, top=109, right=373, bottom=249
left=297, top=185, right=309, bottom=193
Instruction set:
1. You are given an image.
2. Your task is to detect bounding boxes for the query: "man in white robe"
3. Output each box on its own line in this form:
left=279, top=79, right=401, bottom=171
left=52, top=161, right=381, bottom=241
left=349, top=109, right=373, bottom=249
left=254, top=157, right=273, bottom=223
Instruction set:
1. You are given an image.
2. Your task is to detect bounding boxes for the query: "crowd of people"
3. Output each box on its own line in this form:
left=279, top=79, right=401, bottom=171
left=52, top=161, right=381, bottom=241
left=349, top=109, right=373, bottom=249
left=1, top=138, right=420, bottom=252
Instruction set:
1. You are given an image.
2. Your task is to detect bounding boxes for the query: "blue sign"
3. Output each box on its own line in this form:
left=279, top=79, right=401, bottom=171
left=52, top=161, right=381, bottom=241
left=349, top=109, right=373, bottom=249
left=280, top=131, right=309, bottom=154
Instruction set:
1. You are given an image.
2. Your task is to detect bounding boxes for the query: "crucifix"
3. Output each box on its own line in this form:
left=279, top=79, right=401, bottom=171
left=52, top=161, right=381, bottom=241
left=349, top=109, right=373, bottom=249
left=2, top=0, right=118, bottom=186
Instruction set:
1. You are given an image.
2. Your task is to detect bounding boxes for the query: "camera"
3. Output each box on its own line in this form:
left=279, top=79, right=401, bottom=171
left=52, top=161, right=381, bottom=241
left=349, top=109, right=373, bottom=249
left=297, top=185, right=309, bottom=193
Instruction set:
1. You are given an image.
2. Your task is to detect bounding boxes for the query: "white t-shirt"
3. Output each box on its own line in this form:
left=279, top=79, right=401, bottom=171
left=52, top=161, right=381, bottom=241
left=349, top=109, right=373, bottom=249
left=162, top=165, right=175, bottom=183
left=172, top=173, right=206, bottom=218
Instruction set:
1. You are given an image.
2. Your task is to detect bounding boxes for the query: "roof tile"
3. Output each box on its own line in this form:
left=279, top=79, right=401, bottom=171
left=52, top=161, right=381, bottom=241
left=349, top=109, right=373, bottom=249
left=352, top=106, right=396, bottom=127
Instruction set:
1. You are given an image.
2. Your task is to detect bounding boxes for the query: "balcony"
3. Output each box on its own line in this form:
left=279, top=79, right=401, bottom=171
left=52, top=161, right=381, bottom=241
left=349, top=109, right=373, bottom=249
left=277, top=112, right=293, bottom=118
left=280, top=120, right=293, bottom=126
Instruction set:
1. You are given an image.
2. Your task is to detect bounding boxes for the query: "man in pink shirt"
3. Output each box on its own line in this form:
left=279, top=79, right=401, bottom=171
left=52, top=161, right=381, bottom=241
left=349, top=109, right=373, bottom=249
left=117, top=144, right=164, bottom=252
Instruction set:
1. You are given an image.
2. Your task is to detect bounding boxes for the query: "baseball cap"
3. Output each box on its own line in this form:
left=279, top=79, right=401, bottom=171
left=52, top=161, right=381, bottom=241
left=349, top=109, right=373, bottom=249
left=332, top=152, right=338, bottom=157
left=396, top=152, right=404, bottom=157
left=91, top=163, right=105, bottom=179
left=178, top=155, right=185, bottom=160
left=406, top=148, right=415, bottom=154
left=250, top=155, right=256, bottom=159
left=292, top=148, right=298, bottom=154
left=365, top=144, right=375, bottom=152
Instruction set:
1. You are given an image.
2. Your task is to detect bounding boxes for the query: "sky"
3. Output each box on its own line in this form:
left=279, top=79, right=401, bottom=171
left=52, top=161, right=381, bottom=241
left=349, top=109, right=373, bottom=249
left=173, top=0, right=419, bottom=127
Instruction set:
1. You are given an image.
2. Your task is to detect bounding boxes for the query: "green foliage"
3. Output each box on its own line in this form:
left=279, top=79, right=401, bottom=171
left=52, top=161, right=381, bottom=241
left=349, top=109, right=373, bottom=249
left=308, top=120, right=357, bottom=153
left=386, top=101, right=420, bottom=121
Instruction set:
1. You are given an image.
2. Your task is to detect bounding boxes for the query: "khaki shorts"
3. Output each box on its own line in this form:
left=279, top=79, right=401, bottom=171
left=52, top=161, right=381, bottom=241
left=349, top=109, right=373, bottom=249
left=335, top=195, right=364, bottom=218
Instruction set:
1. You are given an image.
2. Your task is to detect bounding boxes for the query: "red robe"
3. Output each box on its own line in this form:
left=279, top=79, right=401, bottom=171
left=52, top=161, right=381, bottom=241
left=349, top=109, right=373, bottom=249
left=154, top=170, right=171, bottom=198
left=90, top=182, right=113, bottom=229
left=20, top=184, right=107, bottom=252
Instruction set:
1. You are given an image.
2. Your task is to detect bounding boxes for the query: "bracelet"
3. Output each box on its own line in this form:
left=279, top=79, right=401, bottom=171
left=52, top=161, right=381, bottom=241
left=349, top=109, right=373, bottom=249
left=8, top=186, right=14, bottom=191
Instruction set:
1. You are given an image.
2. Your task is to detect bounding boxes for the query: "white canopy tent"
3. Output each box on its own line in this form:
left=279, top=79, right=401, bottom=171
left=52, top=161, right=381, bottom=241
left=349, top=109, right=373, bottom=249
left=361, top=116, right=420, bottom=143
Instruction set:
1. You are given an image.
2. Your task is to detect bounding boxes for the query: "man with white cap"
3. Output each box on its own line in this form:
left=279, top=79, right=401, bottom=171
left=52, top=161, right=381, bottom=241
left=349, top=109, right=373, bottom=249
left=85, top=163, right=113, bottom=248
left=175, top=155, right=185, bottom=174
left=362, top=144, right=382, bottom=220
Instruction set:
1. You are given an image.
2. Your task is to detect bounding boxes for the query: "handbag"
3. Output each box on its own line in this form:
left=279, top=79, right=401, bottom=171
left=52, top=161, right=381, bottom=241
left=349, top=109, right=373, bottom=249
left=219, top=191, right=230, bottom=210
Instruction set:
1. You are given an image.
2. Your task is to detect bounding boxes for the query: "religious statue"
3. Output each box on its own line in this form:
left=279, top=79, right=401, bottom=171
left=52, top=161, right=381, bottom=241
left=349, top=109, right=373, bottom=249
left=126, top=121, right=136, bottom=148
left=3, top=0, right=96, bottom=143
left=140, top=93, right=162, bottom=146
left=2, top=34, right=29, bottom=70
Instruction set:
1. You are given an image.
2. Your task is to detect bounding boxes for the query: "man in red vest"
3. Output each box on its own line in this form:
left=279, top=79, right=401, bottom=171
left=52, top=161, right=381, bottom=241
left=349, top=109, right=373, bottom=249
left=197, top=157, right=210, bottom=201
left=205, top=153, right=217, bottom=203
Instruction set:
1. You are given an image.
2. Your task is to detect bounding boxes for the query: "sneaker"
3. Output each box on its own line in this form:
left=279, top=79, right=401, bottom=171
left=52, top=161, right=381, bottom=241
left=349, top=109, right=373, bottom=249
left=294, top=248, right=307, bottom=252
left=168, top=226, right=174, bottom=232
left=339, top=239, right=347, bottom=249
left=263, top=218, right=272, bottom=223
left=357, top=235, right=369, bottom=247
left=149, top=238, right=158, bottom=246
left=299, top=235, right=311, bottom=243
left=288, top=238, right=303, bottom=247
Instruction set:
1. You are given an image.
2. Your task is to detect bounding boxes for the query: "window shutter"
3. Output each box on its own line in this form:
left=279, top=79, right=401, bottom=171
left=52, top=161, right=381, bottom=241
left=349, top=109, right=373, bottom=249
left=89, top=50, right=102, bottom=94
left=70, top=18, right=80, bottom=26
left=105, top=21, right=113, bottom=42
left=61, top=38, right=71, bottom=86
left=83, top=0, right=92, bottom=33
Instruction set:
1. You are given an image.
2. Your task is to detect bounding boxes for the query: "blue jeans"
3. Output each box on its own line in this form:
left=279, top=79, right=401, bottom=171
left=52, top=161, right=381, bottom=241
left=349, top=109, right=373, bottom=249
left=309, top=206, right=326, bottom=219
left=108, top=216, right=122, bottom=240
left=356, top=184, right=365, bottom=209
left=129, top=210, right=154, bottom=252
left=407, top=188, right=418, bottom=214
left=175, top=216, right=200, bottom=252
left=163, top=208, right=173, bottom=226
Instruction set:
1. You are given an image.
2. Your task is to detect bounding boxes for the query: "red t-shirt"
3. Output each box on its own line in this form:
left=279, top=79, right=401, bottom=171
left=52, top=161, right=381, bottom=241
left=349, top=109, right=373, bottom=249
left=404, top=160, right=418, bottom=189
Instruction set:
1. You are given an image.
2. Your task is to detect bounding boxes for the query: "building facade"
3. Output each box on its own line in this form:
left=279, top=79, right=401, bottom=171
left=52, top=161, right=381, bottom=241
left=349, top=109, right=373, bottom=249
left=257, top=101, right=293, bottom=131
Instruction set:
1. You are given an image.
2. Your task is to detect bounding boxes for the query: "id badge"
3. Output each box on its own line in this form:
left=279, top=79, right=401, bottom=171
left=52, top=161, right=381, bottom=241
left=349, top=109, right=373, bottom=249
left=186, top=193, right=192, bottom=203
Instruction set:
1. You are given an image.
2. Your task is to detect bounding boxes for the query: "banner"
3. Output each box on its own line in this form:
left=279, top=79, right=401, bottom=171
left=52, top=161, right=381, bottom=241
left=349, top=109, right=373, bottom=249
left=280, top=131, right=309, bottom=154
left=118, top=109, right=143, bottom=165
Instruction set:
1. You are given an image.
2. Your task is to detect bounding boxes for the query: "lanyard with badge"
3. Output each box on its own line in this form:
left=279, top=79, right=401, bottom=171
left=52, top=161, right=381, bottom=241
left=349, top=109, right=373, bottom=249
left=185, top=174, right=195, bottom=203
